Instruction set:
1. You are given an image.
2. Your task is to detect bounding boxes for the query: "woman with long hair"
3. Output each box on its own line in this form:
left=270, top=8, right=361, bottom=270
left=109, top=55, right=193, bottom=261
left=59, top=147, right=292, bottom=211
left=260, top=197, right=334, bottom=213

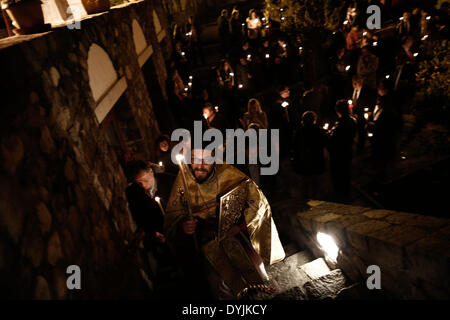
left=242, top=98, right=268, bottom=129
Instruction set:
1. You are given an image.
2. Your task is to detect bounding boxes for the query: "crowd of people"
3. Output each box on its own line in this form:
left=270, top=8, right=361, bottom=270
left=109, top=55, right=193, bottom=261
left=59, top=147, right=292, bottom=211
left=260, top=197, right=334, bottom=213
left=121, top=2, right=448, bottom=299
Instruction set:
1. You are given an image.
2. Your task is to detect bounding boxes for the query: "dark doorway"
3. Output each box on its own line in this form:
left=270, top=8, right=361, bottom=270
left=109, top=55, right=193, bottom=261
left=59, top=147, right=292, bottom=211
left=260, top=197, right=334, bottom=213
left=142, top=58, right=176, bottom=134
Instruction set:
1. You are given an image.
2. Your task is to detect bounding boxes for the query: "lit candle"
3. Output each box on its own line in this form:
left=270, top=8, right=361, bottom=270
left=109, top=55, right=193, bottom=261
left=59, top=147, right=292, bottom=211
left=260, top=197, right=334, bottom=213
left=155, top=196, right=165, bottom=216
left=262, top=17, right=266, bottom=21
left=265, top=53, right=270, bottom=59
left=413, top=52, right=418, bottom=57
left=189, top=75, right=193, bottom=80
left=363, top=31, right=367, bottom=36
left=188, top=82, right=192, bottom=87
left=159, top=161, right=163, bottom=166
left=181, top=51, right=186, bottom=56
left=238, top=84, right=243, bottom=89
left=280, top=8, right=284, bottom=12
left=247, top=54, right=252, bottom=60
left=281, top=101, right=289, bottom=108
left=385, top=75, right=390, bottom=79
left=364, top=107, right=369, bottom=112
left=229, top=72, right=234, bottom=77
left=343, top=20, right=348, bottom=25
left=399, top=17, right=404, bottom=21
left=364, top=113, right=369, bottom=120
left=373, top=41, right=378, bottom=46
left=282, top=43, right=287, bottom=48
left=281, top=16, right=285, bottom=21
left=184, top=87, right=189, bottom=92
left=348, top=99, right=354, bottom=110
left=345, top=65, right=351, bottom=71
left=266, top=25, right=269, bottom=29
left=368, top=133, right=373, bottom=137
left=215, top=106, right=219, bottom=112
left=421, top=35, right=429, bottom=41
left=323, top=123, right=329, bottom=130
left=242, top=23, right=245, bottom=26
left=426, top=16, right=431, bottom=20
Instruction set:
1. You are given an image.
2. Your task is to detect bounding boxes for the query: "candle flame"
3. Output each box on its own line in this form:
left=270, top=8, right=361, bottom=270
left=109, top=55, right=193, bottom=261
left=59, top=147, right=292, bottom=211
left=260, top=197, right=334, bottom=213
left=176, top=154, right=184, bottom=162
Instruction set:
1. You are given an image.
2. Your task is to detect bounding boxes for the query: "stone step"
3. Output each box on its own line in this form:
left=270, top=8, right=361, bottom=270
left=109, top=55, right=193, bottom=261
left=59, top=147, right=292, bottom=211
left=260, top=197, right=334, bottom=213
left=299, top=257, right=332, bottom=280
left=263, top=250, right=314, bottom=300
left=302, top=269, right=349, bottom=300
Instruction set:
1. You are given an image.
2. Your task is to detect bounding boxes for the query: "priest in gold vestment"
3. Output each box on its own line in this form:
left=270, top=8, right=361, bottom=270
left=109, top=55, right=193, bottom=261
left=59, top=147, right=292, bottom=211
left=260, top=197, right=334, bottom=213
left=164, top=148, right=285, bottom=299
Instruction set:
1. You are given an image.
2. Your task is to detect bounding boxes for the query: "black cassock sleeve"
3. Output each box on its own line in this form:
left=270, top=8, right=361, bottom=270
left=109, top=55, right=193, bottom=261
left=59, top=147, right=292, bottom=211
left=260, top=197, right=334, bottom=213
left=126, top=184, right=164, bottom=236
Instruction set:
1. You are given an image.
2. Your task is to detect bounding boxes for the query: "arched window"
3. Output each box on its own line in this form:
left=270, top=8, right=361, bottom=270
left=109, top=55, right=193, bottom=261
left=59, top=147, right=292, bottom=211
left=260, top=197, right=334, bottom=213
left=87, top=44, right=127, bottom=123
left=132, top=19, right=153, bottom=67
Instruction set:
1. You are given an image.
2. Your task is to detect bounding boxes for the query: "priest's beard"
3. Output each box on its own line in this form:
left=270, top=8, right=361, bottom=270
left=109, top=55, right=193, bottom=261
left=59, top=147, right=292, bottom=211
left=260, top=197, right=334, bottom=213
left=191, top=166, right=215, bottom=183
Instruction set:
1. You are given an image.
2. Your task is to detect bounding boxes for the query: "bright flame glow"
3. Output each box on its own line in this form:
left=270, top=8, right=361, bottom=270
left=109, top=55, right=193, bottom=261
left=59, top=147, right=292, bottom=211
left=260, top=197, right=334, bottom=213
left=364, top=113, right=369, bottom=120
left=155, top=196, right=160, bottom=202
left=348, top=99, right=353, bottom=105
left=238, top=84, right=243, bottom=89
left=426, top=16, right=431, bottom=20
left=385, top=75, right=390, bottom=79
left=281, top=16, right=286, bottom=21
left=281, top=101, right=289, bottom=108
left=247, top=54, right=251, bottom=59
left=363, top=31, right=367, bottom=36
left=215, top=106, right=219, bottom=111
left=399, top=17, right=404, bottom=21
left=229, top=72, right=234, bottom=77
left=364, top=107, right=369, bottom=112
left=422, top=35, right=429, bottom=40
left=316, top=232, right=339, bottom=261
left=368, top=132, right=373, bottom=137
left=176, top=154, right=184, bottom=162
left=345, top=65, right=351, bottom=71
left=158, top=162, right=163, bottom=166
left=265, top=53, right=270, bottom=59
left=184, top=87, right=189, bottom=91
left=323, top=123, right=329, bottom=130
left=413, top=52, right=418, bottom=57
left=343, top=20, right=348, bottom=25
left=188, top=82, right=192, bottom=87
left=181, top=52, right=185, bottom=56
left=373, top=41, right=378, bottom=46
left=189, top=75, right=193, bottom=80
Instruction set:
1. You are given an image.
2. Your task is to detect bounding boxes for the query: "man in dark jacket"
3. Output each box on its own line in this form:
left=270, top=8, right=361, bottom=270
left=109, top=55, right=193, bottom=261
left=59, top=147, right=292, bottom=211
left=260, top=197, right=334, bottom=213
left=347, top=75, right=377, bottom=153
left=217, top=9, right=230, bottom=55
left=327, top=99, right=357, bottom=202
left=293, top=111, right=328, bottom=208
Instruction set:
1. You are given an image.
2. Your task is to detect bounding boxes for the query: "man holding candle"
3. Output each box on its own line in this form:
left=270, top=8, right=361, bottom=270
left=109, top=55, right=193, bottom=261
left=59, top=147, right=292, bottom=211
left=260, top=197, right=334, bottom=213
left=125, top=160, right=168, bottom=247
left=164, top=147, right=285, bottom=299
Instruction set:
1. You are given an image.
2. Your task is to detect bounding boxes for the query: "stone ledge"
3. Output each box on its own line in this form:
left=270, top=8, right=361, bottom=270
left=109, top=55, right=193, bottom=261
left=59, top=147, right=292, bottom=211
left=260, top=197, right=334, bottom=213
left=296, top=201, right=450, bottom=299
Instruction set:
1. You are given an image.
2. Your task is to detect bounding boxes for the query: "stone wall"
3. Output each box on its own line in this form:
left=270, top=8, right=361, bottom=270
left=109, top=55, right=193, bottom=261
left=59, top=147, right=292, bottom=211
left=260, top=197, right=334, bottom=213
left=293, top=200, right=450, bottom=299
left=0, top=0, right=169, bottom=299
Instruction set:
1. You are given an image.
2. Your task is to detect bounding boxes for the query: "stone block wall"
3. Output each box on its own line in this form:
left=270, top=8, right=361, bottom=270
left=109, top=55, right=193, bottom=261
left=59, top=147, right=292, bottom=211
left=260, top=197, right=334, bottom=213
left=295, top=201, right=450, bottom=299
left=0, top=1, right=169, bottom=299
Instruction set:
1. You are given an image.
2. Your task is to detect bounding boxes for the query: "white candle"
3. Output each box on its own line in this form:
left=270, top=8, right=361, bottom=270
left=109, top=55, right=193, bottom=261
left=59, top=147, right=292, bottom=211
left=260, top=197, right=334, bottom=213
left=155, top=196, right=165, bottom=216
